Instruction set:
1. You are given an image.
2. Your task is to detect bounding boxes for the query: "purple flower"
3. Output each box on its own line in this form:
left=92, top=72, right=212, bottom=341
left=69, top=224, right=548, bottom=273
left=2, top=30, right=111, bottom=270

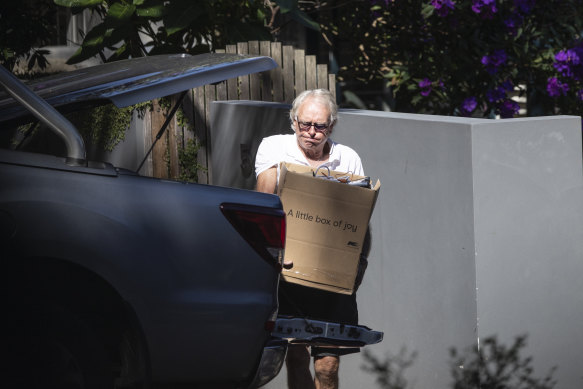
left=419, top=78, right=433, bottom=96
left=481, top=49, right=507, bottom=74
left=430, top=0, right=455, bottom=17
left=504, top=14, right=523, bottom=36
left=486, top=87, right=505, bottom=103
left=500, top=79, right=514, bottom=91
left=514, top=0, right=535, bottom=15
left=472, top=0, right=498, bottom=19
left=499, top=99, right=520, bottom=118
left=486, top=81, right=514, bottom=103
left=553, top=48, right=583, bottom=80
left=578, top=89, right=583, bottom=101
left=460, top=97, right=478, bottom=116
left=546, top=77, right=569, bottom=97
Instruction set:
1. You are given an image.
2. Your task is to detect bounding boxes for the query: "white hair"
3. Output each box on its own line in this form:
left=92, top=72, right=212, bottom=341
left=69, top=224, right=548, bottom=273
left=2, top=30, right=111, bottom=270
left=289, top=89, right=338, bottom=133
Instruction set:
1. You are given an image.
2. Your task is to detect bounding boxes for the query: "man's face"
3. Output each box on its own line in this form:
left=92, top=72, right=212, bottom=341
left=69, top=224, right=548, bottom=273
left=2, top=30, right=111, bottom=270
left=294, top=97, right=331, bottom=153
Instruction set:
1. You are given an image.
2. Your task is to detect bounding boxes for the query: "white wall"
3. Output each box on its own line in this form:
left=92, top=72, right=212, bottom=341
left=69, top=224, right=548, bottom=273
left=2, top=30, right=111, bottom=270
left=210, top=101, right=583, bottom=389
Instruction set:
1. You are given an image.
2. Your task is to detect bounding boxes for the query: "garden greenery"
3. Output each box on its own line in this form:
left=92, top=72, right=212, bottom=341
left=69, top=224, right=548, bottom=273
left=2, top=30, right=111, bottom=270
left=362, top=335, right=555, bottom=389
left=331, top=0, right=583, bottom=118
left=69, top=102, right=149, bottom=152
left=53, top=0, right=317, bottom=64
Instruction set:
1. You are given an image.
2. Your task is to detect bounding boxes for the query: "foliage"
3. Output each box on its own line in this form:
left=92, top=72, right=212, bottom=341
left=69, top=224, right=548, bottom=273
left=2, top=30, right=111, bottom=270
left=325, top=0, right=583, bottom=118
left=363, top=335, right=556, bottom=389
left=53, top=0, right=316, bottom=64
left=449, top=335, right=556, bottom=389
left=153, top=97, right=204, bottom=182
left=0, top=1, right=60, bottom=71
left=67, top=102, right=150, bottom=151
left=362, top=347, right=417, bottom=389
left=179, top=138, right=206, bottom=183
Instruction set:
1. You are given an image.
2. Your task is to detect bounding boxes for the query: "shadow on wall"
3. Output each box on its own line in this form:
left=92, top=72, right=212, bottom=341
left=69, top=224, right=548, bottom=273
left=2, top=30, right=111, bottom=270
left=362, top=335, right=557, bottom=389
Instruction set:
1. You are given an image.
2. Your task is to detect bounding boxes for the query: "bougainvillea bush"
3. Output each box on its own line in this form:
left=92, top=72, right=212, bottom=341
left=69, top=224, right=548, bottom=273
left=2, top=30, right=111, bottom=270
left=330, top=0, right=583, bottom=118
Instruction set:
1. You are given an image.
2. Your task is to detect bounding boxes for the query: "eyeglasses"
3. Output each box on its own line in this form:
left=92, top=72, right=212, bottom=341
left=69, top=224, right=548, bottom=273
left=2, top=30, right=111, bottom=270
left=295, top=117, right=330, bottom=133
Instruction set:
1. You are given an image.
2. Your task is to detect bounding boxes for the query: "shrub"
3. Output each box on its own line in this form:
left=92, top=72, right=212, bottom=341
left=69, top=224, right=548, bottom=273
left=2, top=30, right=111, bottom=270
left=332, top=0, right=583, bottom=118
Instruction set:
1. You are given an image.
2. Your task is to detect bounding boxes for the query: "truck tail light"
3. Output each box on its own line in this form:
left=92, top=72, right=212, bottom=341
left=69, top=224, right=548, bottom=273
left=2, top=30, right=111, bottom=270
left=220, top=203, right=286, bottom=270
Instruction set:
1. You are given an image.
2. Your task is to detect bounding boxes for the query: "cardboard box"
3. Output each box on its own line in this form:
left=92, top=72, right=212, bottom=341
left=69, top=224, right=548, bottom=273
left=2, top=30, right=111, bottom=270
left=278, top=162, right=381, bottom=295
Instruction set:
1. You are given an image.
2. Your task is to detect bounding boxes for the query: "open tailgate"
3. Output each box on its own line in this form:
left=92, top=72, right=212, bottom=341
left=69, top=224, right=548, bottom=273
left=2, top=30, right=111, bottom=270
left=273, top=316, right=383, bottom=348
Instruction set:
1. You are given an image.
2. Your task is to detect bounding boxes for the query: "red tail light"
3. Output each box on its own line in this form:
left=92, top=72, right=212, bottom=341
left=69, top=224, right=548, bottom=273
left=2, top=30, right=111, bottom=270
left=220, top=203, right=286, bottom=270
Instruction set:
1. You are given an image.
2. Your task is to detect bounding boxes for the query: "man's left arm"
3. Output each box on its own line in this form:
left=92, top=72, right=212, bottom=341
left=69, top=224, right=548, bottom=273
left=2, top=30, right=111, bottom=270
left=256, top=167, right=277, bottom=194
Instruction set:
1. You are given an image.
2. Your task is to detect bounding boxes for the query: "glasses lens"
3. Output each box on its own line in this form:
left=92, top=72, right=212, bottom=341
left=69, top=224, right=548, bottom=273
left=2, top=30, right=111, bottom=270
left=297, top=119, right=328, bottom=133
left=298, top=121, right=311, bottom=131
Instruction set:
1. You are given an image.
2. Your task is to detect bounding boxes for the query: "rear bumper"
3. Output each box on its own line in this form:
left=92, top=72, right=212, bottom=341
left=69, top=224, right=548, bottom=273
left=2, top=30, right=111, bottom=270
left=272, top=316, right=384, bottom=348
left=247, top=338, right=287, bottom=388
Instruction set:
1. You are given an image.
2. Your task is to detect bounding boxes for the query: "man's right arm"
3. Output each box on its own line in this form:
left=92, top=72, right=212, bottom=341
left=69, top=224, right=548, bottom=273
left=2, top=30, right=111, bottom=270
left=256, top=166, right=277, bottom=194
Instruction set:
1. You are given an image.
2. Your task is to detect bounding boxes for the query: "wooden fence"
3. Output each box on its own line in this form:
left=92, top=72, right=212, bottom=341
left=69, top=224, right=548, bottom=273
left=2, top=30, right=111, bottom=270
left=146, top=40, right=336, bottom=183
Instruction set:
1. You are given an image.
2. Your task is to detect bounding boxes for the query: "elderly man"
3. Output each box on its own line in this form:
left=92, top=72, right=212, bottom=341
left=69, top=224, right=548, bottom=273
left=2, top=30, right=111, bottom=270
left=255, top=89, right=366, bottom=389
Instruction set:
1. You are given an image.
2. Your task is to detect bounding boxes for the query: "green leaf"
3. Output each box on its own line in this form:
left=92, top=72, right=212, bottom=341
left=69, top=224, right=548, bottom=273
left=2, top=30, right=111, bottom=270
left=81, top=23, right=108, bottom=47
left=274, top=0, right=296, bottom=13
left=105, top=24, right=134, bottom=47
left=66, top=44, right=99, bottom=64
left=54, top=0, right=102, bottom=7
left=421, top=3, right=435, bottom=19
left=108, top=2, right=136, bottom=22
left=136, top=4, right=165, bottom=18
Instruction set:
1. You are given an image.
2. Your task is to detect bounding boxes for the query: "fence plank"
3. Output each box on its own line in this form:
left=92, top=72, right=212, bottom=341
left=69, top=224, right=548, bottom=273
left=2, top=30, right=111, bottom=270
left=182, top=89, right=195, bottom=145
left=271, top=41, right=283, bottom=102
left=248, top=41, right=261, bottom=101
left=193, top=86, right=207, bottom=183
left=216, top=81, right=227, bottom=101
left=306, top=55, right=317, bottom=90
left=226, top=44, right=238, bottom=100
left=151, top=99, right=169, bottom=179
left=260, top=40, right=272, bottom=101
left=168, top=95, right=181, bottom=179
left=317, top=64, right=328, bottom=90
left=294, top=49, right=306, bottom=96
left=169, top=119, right=180, bottom=179
left=237, top=42, right=250, bottom=100
left=328, top=74, right=336, bottom=99
left=282, top=45, right=295, bottom=103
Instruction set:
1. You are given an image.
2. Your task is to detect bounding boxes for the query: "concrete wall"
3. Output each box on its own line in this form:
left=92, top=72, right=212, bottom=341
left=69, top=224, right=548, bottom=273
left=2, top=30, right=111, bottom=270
left=210, top=101, right=583, bottom=389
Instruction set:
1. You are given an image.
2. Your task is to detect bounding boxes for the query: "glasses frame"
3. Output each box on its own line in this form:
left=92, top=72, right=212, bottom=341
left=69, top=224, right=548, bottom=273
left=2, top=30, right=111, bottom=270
left=295, top=116, right=330, bottom=134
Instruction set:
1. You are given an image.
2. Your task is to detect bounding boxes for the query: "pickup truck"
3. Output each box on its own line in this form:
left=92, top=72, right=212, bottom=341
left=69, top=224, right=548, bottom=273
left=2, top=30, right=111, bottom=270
left=0, top=54, right=381, bottom=389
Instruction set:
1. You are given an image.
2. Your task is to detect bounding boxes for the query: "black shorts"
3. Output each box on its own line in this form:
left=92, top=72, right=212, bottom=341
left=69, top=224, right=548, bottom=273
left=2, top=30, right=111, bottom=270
left=278, top=281, right=360, bottom=357
left=278, top=280, right=359, bottom=325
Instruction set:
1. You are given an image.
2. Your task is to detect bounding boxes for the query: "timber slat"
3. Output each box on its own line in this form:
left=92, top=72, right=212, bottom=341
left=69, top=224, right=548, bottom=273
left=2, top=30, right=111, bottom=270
left=294, top=49, right=306, bottom=97
left=148, top=40, right=336, bottom=182
left=271, top=41, right=283, bottom=102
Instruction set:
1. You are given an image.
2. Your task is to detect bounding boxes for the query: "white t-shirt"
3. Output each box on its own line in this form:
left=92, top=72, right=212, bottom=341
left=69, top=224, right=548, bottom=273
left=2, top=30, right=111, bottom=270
left=255, top=134, right=364, bottom=182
